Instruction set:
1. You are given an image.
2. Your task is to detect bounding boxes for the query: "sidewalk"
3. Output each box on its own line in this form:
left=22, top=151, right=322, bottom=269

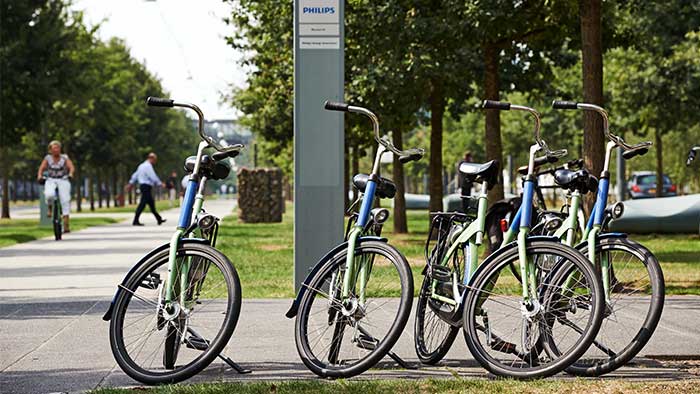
left=1, top=198, right=699, bottom=394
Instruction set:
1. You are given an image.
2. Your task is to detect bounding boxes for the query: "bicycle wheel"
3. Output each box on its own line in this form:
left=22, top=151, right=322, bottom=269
left=414, top=269, right=460, bottom=364
left=53, top=201, right=62, bottom=240
left=564, top=237, right=664, bottom=376
left=109, top=242, right=241, bottom=384
left=462, top=240, right=604, bottom=379
left=295, top=240, right=413, bottom=378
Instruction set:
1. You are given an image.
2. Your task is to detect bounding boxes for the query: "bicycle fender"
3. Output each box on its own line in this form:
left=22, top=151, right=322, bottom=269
left=285, top=236, right=387, bottom=319
left=574, top=232, right=628, bottom=253
left=459, top=235, right=559, bottom=306
left=102, top=238, right=210, bottom=321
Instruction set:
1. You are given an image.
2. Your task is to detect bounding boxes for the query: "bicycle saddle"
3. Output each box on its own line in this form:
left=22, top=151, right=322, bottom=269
left=458, top=160, right=500, bottom=189
left=184, top=155, right=231, bottom=180
left=352, top=174, right=396, bottom=199
left=553, top=168, right=598, bottom=194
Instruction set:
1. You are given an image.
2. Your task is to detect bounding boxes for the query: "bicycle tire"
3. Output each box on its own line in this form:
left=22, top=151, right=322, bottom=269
left=414, top=273, right=460, bottom=365
left=53, top=201, right=62, bottom=240
left=564, top=237, right=665, bottom=376
left=462, top=240, right=604, bottom=379
left=109, top=243, right=241, bottom=384
left=294, top=240, right=413, bottom=378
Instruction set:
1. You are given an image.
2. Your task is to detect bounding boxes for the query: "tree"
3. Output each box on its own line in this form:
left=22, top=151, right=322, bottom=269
left=463, top=0, right=578, bottom=202
left=580, top=0, right=605, bottom=209
left=1, top=1, right=90, bottom=218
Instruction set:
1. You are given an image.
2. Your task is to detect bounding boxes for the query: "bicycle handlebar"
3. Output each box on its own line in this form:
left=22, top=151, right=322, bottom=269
left=146, top=97, right=244, bottom=156
left=482, top=100, right=567, bottom=160
left=551, top=100, right=652, bottom=153
left=323, top=100, right=424, bottom=163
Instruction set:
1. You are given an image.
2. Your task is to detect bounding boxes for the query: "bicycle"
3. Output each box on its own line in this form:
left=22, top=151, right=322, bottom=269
left=286, top=101, right=424, bottom=379
left=39, top=175, right=67, bottom=241
left=415, top=100, right=605, bottom=379
left=543, top=101, right=665, bottom=376
left=103, top=97, right=247, bottom=384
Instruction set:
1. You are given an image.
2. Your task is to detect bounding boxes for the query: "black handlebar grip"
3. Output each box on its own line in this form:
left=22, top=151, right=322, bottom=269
left=212, top=150, right=240, bottom=161
left=622, top=146, right=649, bottom=160
left=146, top=97, right=174, bottom=107
left=324, top=100, right=349, bottom=112
left=532, top=154, right=559, bottom=168
left=552, top=100, right=578, bottom=110
left=482, top=100, right=511, bottom=110
left=398, top=149, right=424, bottom=164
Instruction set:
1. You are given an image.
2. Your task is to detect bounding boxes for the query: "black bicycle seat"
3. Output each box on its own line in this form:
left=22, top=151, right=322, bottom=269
left=352, top=174, right=396, bottom=199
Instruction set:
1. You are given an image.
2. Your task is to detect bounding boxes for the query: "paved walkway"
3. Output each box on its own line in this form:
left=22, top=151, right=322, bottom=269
left=1, top=199, right=699, bottom=393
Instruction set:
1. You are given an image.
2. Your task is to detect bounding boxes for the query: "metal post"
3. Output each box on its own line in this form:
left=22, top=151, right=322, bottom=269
left=293, top=0, right=344, bottom=291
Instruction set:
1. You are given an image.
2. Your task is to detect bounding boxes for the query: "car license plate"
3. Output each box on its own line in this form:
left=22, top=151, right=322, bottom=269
left=649, top=188, right=656, bottom=194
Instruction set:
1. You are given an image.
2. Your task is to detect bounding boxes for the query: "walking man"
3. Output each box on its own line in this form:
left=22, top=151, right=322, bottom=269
left=128, top=152, right=166, bottom=226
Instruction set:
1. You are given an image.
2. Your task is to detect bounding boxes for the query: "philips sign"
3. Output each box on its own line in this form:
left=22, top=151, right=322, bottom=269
left=298, top=0, right=339, bottom=23
left=303, top=7, right=335, bottom=14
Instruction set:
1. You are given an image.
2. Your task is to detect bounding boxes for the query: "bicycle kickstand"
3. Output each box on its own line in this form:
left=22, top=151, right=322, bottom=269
left=387, top=350, right=415, bottom=370
left=218, top=353, right=252, bottom=374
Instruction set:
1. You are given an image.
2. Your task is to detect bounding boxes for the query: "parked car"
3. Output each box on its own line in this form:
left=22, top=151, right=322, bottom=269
left=627, top=171, right=677, bottom=199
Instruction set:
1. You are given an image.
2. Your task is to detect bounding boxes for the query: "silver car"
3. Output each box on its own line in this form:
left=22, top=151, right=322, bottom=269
left=627, top=171, right=677, bottom=199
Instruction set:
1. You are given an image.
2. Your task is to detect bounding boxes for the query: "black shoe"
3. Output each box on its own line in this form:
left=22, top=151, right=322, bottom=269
left=157, top=218, right=167, bottom=225
left=133, top=222, right=144, bottom=226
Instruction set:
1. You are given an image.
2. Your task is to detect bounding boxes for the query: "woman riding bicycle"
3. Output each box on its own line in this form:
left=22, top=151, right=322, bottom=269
left=37, top=140, right=75, bottom=233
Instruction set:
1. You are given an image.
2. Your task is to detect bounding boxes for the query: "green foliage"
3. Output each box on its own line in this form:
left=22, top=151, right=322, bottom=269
left=1, top=0, right=197, bottom=218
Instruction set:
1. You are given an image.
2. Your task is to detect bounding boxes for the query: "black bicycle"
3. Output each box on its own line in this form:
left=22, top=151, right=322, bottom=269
left=39, top=176, right=64, bottom=241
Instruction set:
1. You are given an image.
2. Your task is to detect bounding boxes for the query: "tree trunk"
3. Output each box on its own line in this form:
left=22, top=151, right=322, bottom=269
left=429, top=78, right=445, bottom=213
left=105, top=170, right=111, bottom=208
left=76, top=168, right=82, bottom=212
left=484, top=44, right=505, bottom=203
left=1, top=156, right=10, bottom=218
left=392, top=126, right=408, bottom=233
left=88, top=175, right=95, bottom=211
left=655, top=129, right=663, bottom=198
left=97, top=173, right=103, bottom=208
left=580, top=0, right=605, bottom=213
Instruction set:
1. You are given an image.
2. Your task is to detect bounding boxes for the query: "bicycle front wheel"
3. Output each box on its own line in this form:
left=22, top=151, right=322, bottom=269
left=462, top=240, right=604, bottom=379
left=109, top=242, right=241, bottom=384
left=565, top=237, right=664, bottom=376
left=53, top=201, right=62, bottom=240
left=294, top=240, right=413, bottom=378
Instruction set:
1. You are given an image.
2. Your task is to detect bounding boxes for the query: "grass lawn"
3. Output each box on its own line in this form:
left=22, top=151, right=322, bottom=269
left=215, top=204, right=700, bottom=298
left=91, top=378, right=700, bottom=394
left=0, top=217, right=120, bottom=248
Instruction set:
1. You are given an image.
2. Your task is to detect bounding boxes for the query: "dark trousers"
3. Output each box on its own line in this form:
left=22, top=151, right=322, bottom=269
left=134, top=184, right=162, bottom=223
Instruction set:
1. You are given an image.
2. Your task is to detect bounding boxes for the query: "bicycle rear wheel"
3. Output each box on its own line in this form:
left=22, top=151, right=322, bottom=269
left=294, top=240, right=413, bottom=378
left=565, top=237, right=664, bottom=376
left=414, top=269, right=460, bottom=365
left=109, top=243, right=241, bottom=384
left=462, top=240, right=604, bottom=379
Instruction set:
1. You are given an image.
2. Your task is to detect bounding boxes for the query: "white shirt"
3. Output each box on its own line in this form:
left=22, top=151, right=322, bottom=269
left=129, top=160, right=162, bottom=186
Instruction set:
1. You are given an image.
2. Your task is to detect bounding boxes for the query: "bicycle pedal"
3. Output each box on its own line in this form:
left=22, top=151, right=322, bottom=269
left=354, top=333, right=378, bottom=351
left=430, top=265, right=452, bottom=282
left=185, top=336, right=209, bottom=351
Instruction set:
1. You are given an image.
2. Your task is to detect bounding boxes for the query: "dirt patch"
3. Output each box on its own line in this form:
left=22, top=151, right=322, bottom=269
left=258, top=244, right=288, bottom=252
